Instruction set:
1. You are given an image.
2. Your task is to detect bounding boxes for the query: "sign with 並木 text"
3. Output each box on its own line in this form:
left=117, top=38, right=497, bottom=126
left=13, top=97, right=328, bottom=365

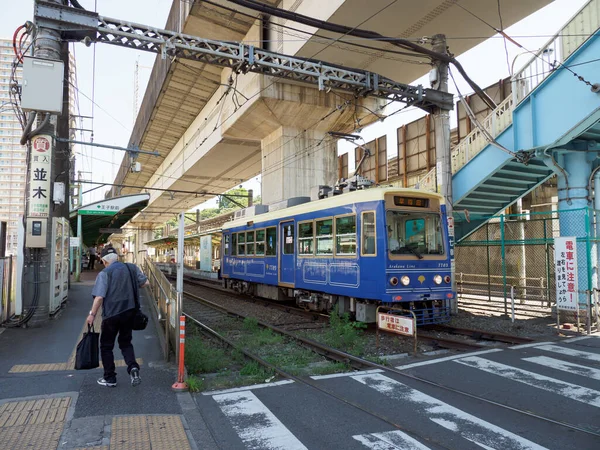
left=28, top=135, right=52, bottom=217
left=554, top=236, right=578, bottom=311
left=378, top=313, right=414, bottom=336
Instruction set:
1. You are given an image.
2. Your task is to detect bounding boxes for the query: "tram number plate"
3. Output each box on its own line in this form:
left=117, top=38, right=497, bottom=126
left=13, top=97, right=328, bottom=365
left=378, top=313, right=414, bottom=336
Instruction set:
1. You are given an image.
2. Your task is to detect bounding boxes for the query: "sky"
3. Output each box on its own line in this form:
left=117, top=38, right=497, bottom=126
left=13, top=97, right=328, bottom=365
left=0, top=0, right=590, bottom=211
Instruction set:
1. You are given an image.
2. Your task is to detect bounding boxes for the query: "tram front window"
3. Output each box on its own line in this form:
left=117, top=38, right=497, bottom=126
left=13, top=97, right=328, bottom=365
left=386, top=211, right=444, bottom=257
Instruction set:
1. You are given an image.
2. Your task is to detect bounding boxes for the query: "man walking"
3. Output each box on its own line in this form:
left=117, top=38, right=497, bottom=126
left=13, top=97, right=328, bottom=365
left=87, top=246, right=97, bottom=270
left=87, top=247, right=149, bottom=387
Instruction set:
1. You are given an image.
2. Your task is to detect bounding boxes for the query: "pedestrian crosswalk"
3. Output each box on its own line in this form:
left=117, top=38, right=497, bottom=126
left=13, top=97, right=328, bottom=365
left=199, top=337, right=600, bottom=449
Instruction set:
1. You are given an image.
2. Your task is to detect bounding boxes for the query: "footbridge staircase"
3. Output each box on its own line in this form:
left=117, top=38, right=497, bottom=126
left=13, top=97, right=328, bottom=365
left=425, top=0, right=600, bottom=241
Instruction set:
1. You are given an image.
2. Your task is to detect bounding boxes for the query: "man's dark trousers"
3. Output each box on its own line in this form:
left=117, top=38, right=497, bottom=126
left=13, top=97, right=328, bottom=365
left=88, top=255, right=95, bottom=270
left=100, top=309, right=140, bottom=382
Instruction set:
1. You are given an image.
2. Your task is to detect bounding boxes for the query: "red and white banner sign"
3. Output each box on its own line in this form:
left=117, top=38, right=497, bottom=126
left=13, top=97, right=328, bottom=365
left=28, top=135, right=52, bottom=217
left=554, top=236, right=578, bottom=311
left=378, top=313, right=415, bottom=336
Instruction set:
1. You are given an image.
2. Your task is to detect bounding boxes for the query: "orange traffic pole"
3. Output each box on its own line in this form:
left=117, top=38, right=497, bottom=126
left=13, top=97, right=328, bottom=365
left=172, top=315, right=188, bottom=391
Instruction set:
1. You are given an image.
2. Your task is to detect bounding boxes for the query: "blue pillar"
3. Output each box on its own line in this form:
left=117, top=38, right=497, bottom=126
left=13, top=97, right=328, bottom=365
left=556, top=151, right=593, bottom=305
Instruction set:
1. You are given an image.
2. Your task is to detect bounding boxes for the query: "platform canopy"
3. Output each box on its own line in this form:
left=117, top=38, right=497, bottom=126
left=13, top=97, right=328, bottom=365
left=70, top=193, right=150, bottom=246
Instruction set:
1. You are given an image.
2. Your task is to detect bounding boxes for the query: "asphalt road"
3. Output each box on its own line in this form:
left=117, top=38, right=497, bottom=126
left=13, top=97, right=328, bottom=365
left=194, top=336, right=600, bottom=449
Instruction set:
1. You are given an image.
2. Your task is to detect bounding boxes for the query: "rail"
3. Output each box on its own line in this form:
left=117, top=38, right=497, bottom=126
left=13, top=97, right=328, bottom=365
left=141, top=255, right=177, bottom=359
left=450, top=0, right=600, bottom=175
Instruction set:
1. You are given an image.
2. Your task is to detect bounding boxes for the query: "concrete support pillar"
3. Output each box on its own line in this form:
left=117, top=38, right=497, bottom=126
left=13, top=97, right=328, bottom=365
left=261, top=126, right=337, bottom=205
left=556, top=151, right=594, bottom=305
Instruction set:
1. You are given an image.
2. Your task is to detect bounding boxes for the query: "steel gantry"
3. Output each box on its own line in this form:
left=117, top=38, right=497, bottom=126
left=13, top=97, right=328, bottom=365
left=33, top=1, right=453, bottom=112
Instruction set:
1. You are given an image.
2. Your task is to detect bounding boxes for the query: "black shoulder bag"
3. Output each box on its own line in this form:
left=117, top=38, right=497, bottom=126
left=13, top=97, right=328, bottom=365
left=125, top=263, right=149, bottom=331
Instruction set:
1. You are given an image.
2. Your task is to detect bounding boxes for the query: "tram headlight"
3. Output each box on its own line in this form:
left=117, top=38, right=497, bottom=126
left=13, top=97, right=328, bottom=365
left=389, top=277, right=399, bottom=286
left=400, top=276, right=410, bottom=286
left=444, top=275, right=451, bottom=284
left=433, top=275, right=443, bottom=285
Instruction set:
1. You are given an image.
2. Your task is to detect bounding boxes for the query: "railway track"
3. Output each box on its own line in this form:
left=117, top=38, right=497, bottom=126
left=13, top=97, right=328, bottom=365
left=182, top=288, right=600, bottom=445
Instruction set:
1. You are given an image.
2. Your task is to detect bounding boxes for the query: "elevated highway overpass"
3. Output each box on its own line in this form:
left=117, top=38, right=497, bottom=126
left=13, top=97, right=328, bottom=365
left=111, top=0, right=551, bottom=235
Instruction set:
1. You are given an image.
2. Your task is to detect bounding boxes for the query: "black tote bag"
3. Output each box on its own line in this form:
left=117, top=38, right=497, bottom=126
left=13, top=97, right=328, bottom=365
left=125, top=263, right=149, bottom=331
left=74, top=324, right=100, bottom=370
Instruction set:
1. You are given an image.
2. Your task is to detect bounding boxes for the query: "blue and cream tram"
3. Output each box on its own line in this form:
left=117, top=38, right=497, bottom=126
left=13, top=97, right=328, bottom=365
left=221, top=187, right=454, bottom=324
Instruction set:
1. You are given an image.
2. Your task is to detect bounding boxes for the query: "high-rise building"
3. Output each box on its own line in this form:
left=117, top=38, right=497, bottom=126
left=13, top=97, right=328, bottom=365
left=0, top=39, right=26, bottom=254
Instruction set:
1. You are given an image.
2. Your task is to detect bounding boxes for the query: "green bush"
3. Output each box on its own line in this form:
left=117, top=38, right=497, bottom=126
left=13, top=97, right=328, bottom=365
left=185, top=337, right=229, bottom=374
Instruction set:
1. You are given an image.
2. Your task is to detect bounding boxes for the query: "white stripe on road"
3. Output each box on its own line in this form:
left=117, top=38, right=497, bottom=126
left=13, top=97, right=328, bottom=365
left=562, top=336, right=598, bottom=344
left=536, top=344, right=600, bottom=362
left=213, top=391, right=307, bottom=450
left=353, top=430, right=431, bottom=449
left=456, top=357, right=600, bottom=408
left=509, top=341, right=555, bottom=350
left=311, top=369, right=383, bottom=380
left=203, top=380, right=294, bottom=396
left=394, top=349, right=502, bottom=370
left=523, top=355, right=600, bottom=381
left=352, top=373, right=546, bottom=450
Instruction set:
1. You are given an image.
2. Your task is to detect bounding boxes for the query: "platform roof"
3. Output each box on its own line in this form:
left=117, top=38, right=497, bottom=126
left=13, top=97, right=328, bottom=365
left=113, top=0, right=552, bottom=224
left=70, top=194, right=150, bottom=247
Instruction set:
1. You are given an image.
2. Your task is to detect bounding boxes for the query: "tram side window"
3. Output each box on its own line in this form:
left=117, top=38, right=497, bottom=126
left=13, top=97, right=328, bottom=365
left=237, top=232, right=246, bottom=256
left=232, top=233, right=237, bottom=256
left=298, top=221, right=314, bottom=255
left=256, top=229, right=265, bottom=256
left=335, top=215, right=356, bottom=255
left=224, top=234, right=231, bottom=256
left=266, top=227, right=277, bottom=256
left=246, top=231, right=255, bottom=255
left=315, top=219, right=333, bottom=255
left=283, top=223, right=295, bottom=254
left=361, top=211, right=376, bottom=256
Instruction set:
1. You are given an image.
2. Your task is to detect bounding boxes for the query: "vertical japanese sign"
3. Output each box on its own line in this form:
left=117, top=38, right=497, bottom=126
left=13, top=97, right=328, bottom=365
left=28, top=135, right=52, bottom=217
left=200, top=235, right=212, bottom=271
left=554, top=236, right=578, bottom=311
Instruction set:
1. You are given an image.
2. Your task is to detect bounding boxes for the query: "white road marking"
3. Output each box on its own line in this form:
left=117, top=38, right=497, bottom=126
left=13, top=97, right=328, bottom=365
left=202, top=380, right=294, bottom=395
left=536, top=344, right=600, bottom=362
left=353, top=430, right=431, bottom=449
left=456, top=356, right=600, bottom=408
left=394, top=349, right=502, bottom=370
left=352, top=373, right=546, bottom=450
left=310, top=369, right=383, bottom=380
left=509, top=341, right=555, bottom=350
left=213, top=391, right=307, bottom=450
left=523, top=355, right=600, bottom=381
left=562, top=336, right=598, bottom=344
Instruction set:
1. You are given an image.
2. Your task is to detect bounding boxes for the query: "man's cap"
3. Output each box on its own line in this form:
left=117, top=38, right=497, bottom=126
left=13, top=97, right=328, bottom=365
left=101, top=247, right=118, bottom=258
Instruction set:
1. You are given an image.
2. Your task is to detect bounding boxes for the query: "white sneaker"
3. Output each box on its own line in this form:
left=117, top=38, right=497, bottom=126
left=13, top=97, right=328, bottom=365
left=130, top=368, right=141, bottom=387
left=97, top=378, right=117, bottom=387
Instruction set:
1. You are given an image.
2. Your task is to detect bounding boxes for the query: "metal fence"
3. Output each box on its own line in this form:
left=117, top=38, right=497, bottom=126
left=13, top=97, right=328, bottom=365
left=455, top=209, right=599, bottom=330
left=0, top=256, right=16, bottom=323
left=141, top=255, right=178, bottom=360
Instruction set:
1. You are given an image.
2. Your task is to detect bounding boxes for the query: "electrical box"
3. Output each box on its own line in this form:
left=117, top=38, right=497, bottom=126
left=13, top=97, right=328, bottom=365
left=26, top=217, right=47, bottom=248
left=21, top=57, right=65, bottom=114
left=53, top=182, right=65, bottom=204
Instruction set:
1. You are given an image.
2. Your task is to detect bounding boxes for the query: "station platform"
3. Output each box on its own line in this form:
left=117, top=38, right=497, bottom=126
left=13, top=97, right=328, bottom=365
left=0, top=267, right=219, bottom=450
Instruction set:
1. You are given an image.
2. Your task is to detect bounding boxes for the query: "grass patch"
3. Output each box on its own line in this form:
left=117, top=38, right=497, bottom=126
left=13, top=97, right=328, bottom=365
left=321, top=308, right=366, bottom=354
left=236, top=326, right=284, bottom=348
left=186, top=375, right=204, bottom=393
left=309, top=361, right=352, bottom=376
left=185, top=336, right=230, bottom=374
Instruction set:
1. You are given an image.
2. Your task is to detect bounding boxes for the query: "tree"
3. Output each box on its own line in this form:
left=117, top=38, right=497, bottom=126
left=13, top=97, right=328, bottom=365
left=219, top=187, right=249, bottom=210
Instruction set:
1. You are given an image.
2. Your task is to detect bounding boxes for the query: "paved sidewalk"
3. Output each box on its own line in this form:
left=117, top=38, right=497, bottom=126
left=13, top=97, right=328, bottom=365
left=0, top=271, right=219, bottom=450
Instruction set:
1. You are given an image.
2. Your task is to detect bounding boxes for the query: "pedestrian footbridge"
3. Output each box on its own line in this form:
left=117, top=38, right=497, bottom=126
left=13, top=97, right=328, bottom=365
left=446, top=0, right=600, bottom=240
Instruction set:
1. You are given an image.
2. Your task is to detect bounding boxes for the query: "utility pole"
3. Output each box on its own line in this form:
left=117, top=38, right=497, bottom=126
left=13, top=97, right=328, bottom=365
left=20, top=0, right=70, bottom=324
left=431, top=34, right=456, bottom=314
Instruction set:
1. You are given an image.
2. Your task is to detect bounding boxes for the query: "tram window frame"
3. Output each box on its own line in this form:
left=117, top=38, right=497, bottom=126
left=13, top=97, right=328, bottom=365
left=237, top=232, right=246, bottom=256
left=224, top=234, right=231, bottom=256
left=283, top=223, right=295, bottom=255
left=266, top=227, right=277, bottom=256
left=246, top=230, right=255, bottom=256
left=361, top=211, right=376, bottom=256
left=255, top=229, right=265, bottom=256
left=298, top=220, right=314, bottom=256
left=315, top=217, right=333, bottom=256
left=335, top=214, right=357, bottom=256
left=231, top=233, right=237, bottom=256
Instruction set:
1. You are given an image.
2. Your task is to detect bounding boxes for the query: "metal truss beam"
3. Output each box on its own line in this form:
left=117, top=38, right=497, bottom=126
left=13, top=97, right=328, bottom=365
left=34, top=1, right=453, bottom=112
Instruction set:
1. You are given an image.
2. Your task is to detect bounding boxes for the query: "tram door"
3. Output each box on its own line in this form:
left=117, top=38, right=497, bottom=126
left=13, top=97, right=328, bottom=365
left=279, top=221, right=295, bottom=286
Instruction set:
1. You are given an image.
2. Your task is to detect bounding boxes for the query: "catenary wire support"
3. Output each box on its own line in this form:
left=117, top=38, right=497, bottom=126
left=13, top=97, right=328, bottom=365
left=33, top=1, right=453, bottom=112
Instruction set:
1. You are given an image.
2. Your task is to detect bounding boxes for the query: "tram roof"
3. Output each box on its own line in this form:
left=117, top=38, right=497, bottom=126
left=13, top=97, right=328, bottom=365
left=144, top=227, right=222, bottom=247
left=223, top=187, right=444, bottom=230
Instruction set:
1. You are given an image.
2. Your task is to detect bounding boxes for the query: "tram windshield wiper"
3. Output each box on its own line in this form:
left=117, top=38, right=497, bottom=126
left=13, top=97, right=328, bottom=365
left=402, top=244, right=423, bottom=259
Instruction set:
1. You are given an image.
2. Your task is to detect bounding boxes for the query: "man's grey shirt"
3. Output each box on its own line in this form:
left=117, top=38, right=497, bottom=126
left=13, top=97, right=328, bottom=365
left=92, top=262, right=148, bottom=319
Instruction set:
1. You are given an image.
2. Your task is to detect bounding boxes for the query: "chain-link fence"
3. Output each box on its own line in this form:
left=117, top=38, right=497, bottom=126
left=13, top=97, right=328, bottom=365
left=455, top=209, right=600, bottom=330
